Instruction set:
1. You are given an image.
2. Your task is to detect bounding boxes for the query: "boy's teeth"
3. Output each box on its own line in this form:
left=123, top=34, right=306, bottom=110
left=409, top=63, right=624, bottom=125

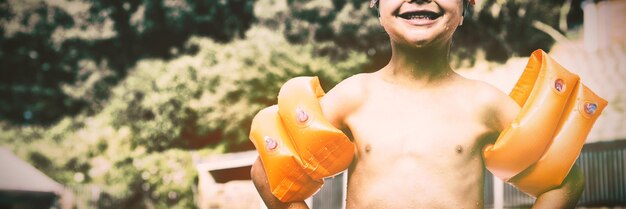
left=409, top=15, right=430, bottom=19
left=400, top=12, right=439, bottom=20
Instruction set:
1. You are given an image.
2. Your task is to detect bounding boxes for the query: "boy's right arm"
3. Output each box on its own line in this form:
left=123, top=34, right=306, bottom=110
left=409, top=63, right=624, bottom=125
left=250, top=75, right=365, bottom=208
left=251, top=158, right=310, bottom=209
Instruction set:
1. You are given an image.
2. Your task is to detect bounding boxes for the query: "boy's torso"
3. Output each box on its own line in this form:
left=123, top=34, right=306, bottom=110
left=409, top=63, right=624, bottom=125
left=339, top=72, right=500, bottom=209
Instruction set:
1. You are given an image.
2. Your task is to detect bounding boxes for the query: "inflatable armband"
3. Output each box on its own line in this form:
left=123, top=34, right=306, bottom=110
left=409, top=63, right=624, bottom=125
left=250, top=106, right=323, bottom=202
left=483, top=49, right=607, bottom=196
left=277, top=77, right=355, bottom=180
left=509, top=82, right=607, bottom=196
left=250, top=77, right=355, bottom=202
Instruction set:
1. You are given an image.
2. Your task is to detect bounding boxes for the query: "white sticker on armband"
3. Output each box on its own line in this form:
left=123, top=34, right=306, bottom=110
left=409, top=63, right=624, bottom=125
left=264, top=136, right=278, bottom=151
left=296, top=107, right=309, bottom=123
left=554, top=79, right=565, bottom=93
left=584, top=102, right=598, bottom=115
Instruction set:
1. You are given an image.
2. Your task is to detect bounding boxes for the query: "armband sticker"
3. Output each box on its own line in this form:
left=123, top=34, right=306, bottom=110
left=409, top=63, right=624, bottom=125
left=264, top=136, right=279, bottom=151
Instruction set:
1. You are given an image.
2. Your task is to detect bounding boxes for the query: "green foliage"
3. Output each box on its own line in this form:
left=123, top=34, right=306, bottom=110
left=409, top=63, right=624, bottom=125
left=255, top=0, right=571, bottom=69
left=1, top=0, right=573, bottom=124
left=1, top=26, right=367, bottom=209
left=1, top=0, right=84, bottom=124
left=108, top=26, right=366, bottom=152
left=1, top=0, right=256, bottom=124
left=131, top=150, right=197, bottom=209
left=453, top=0, right=565, bottom=65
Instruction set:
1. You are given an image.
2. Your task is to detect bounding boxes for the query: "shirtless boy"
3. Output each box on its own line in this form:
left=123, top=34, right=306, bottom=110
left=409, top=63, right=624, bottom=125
left=251, top=0, right=585, bottom=208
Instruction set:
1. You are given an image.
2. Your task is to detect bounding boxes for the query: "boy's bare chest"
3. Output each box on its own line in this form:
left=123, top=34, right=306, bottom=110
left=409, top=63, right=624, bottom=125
left=345, top=89, right=490, bottom=159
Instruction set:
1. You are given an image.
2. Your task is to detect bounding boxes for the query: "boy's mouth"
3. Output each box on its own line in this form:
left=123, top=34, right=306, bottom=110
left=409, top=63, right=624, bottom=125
left=397, top=10, right=442, bottom=20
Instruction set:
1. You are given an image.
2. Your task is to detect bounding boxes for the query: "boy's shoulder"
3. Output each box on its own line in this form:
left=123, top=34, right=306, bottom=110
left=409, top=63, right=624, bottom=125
left=319, top=73, right=371, bottom=128
left=459, top=77, right=520, bottom=132
left=338, top=73, right=370, bottom=85
left=328, top=73, right=370, bottom=97
left=463, top=78, right=509, bottom=104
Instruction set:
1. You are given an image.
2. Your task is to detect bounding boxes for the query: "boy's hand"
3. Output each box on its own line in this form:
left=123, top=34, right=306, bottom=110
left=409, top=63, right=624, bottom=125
left=251, top=158, right=310, bottom=209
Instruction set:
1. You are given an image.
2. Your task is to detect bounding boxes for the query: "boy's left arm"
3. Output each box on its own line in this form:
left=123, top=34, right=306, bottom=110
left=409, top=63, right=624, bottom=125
left=532, top=164, right=585, bottom=209
left=489, top=88, right=585, bottom=208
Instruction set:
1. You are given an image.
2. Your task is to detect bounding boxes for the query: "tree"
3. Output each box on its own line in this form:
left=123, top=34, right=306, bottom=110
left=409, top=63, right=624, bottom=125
left=107, top=26, right=367, bottom=152
left=255, top=0, right=575, bottom=69
left=1, top=0, right=256, bottom=125
left=1, top=27, right=367, bottom=209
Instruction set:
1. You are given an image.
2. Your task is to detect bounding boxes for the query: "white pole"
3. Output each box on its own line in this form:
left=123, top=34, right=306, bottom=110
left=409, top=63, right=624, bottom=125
left=342, top=172, right=348, bottom=209
left=493, top=177, right=504, bottom=209
left=583, top=0, right=599, bottom=52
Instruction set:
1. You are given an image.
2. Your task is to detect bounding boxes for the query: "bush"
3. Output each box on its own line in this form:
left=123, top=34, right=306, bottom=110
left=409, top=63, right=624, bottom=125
left=1, top=26, right=367, bottom=209
left=107, top=26, right=367, bottom=152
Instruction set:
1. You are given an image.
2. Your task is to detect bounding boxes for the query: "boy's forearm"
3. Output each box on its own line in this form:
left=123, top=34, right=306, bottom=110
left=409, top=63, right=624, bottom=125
left=251, top=158, right=310, bottom=209
left=532, top=165, right=584, bottom=209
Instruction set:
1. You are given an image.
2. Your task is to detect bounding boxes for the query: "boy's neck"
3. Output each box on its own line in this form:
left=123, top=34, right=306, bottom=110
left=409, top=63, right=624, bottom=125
left=381, top=43, right=455, bottom=88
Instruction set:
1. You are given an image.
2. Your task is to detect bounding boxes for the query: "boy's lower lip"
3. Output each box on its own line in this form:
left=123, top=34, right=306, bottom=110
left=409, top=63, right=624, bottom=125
left=398, top=15, right=440, bottom=26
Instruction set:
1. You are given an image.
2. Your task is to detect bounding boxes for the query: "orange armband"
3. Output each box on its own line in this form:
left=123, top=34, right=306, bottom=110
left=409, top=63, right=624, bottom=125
left=509, top=82, right=607, bottom=196
left=483, top=49, right=607, bottom=197
left=249, top=77, right=355, bottom=202
left=277, top=77, right=355, bottom=180
left=250, top=106, right=323, bottom=201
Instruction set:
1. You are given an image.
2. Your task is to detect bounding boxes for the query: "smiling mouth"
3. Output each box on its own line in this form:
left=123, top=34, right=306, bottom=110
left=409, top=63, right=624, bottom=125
left=398, top=10, right=442, bottom=20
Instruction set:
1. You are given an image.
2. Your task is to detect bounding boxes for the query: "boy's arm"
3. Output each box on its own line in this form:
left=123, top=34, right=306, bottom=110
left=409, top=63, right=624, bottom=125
left=250, top=75, right=364, bottom=208
left=532, top=164, right=585, bottom=209
left=251, top=158, right=310, bottom=209
left=319, top=74, right=366, bottom=129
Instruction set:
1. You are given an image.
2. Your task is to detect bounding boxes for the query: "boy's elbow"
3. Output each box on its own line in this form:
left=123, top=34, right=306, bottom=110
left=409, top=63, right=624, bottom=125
left=251, top=158, right=266, bottom=189
left=565, top=164, right=585, bottom=198
left=533, top=165, right=585, bottom=209
left=556, top=165, right=585, bottom=208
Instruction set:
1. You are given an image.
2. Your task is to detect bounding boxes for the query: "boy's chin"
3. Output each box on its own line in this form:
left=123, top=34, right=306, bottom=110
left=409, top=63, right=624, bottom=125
left=392, top=29, right=439, bottom=43
left=396, top=36, right=442, bottom=49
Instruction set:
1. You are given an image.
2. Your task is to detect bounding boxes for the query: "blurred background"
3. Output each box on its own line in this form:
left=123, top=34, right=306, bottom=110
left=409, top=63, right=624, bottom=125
left=0, top=0, right=624, bottom=208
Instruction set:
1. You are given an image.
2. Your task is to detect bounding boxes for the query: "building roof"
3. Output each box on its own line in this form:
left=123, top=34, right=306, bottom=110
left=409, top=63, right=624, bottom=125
left=194, top=150, right=257, bottom=183
left=0, top=147, right=64, bottom=194
left=195, top=150, right=257, bottom=172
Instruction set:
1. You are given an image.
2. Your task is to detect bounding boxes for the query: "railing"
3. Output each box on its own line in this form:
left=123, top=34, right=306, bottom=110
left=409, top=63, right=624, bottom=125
left=312, top=172, right=345, bottom=209
left=484, top=140, right=626, bottom=208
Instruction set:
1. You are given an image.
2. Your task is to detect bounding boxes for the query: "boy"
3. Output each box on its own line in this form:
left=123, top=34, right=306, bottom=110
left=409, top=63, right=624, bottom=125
left=251, top=0, right=585, bottom=208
